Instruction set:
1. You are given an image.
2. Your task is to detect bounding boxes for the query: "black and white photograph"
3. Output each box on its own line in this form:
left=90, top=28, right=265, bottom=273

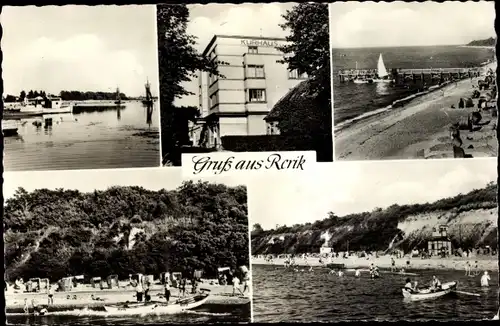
left=331, top=1, right=497, bottom=161
left=157, top=3, right=332, bottom=166
left=250, top=158, right=498, bottom=322
left=4, top=168, right=251, bottom=324
left=1, top=5, right=160, bottom=171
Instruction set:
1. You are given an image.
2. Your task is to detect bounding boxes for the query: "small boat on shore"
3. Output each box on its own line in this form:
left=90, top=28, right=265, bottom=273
left=103, top=293, right=209, bottom=315
left=402, top=281, right=457, bottom=301
left=2, top=120, right=19, bottom=136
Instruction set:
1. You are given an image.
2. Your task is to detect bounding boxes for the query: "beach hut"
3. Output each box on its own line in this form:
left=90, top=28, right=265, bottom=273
left=106, top=275, right=119, bottom=289
left=39, top=278, right=49, bottom=292
left=130, top=273, right=143, bottom=285
left=72, top=275, right=85, bottom=288
left=171, top=272, right=182, bottom=288
left=58, top=277, right=73, bottom=292
left=193, top=269, right=203, bottom=281
left=90, top=277, right=102, bottom=288
left=160, top=272, right=171, bottom=285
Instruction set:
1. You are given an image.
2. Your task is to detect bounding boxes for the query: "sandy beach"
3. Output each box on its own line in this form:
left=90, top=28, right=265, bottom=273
left=252, top=255, right=498, bottom=272
left=335, top=62, right=497, bottom=160
left=5, top=281, right=250, bottom=313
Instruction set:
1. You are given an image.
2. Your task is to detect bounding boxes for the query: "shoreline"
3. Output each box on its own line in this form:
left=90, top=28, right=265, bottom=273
left=335, top=61, right=497, bottom=160
left=251, top=256, right=499, bottom=272
left=5, top=283, right=250, bottom=312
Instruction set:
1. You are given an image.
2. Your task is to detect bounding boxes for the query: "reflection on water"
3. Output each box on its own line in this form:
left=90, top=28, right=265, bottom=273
left=253, top=265, right=498, bottom=322
left=3, top=101, right=160, bottom=171
left=5, top=303, right=250, bottom=325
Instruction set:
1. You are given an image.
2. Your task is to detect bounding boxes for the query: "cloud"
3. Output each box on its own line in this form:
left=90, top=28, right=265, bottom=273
left=1, top=5, right=158, bottom=97
left=330, top=2, right=495, bottom=48
left=187, top=3, right=289, bottom=53
left=3, top=34, right=147, bottom=96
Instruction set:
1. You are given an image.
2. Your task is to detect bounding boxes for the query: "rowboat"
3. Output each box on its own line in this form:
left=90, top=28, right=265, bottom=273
left=402, top=281, right=457, bottom=301
left=104, top=293, right=209, bottom=315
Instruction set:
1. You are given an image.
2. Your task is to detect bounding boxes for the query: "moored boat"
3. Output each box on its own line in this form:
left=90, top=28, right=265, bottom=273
left=2, top=120, right=19, bottom=136
left=402, top=281, right=457, bottom=301
left=103, top=293, right=209, bottom=315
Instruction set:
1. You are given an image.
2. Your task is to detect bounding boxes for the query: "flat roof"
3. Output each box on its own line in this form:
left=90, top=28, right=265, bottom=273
left=202, top=34, right=287, bottom=57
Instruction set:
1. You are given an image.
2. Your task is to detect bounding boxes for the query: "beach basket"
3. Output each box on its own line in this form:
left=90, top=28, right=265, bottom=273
left=458, top=116, right=472, bottom=130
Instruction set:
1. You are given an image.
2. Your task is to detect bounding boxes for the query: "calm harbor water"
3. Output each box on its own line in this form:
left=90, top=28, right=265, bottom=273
left=332, top=45, right=495, bottom=126
left=3, top=101, right=160, bottom=171
left=6, top=303, right=250, bottom=325
left=253, top=264, right=498, bottom=322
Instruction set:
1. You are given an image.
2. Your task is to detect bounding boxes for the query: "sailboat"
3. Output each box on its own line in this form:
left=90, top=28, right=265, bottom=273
left=373, top=54, right=393, bottom=83
left=114, top=87, right=122, bottom=105
left=142, top=79, right=154, bottom=106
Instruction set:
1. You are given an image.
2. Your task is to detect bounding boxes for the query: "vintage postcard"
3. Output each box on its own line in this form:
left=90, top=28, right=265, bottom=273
left=331, top=1, right=497, bottom=161
left=3, top=168, right=251, bottom=323
left=250, top=158, right=498, bottom=322
left=1, top=5, right=160, bottom=171
left=157, top=3, right=332, bottom=166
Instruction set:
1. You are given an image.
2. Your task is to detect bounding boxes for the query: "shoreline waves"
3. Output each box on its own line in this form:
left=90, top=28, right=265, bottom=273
left=251, top=256, right=498, bottom=272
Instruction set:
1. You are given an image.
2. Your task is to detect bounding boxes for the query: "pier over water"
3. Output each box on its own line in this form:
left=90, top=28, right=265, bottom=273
left=338, top=67, right=483, bottom=83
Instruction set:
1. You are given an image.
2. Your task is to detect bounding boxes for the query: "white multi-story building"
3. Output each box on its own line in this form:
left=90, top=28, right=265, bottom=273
left=190, top=34, right=307, bottom=147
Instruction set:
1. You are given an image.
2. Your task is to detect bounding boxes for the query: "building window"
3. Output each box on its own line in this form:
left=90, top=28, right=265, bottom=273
left=288, top=69, right=307, bottom=79
left=248, top=89, right=266, bottom=102
left=248, top=46, right=258, bottom=54
left=246, top=65, right=265, bottom=78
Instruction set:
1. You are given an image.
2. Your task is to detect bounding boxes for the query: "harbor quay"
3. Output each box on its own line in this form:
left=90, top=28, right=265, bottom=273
left=338, top=67, right=483, bottom=83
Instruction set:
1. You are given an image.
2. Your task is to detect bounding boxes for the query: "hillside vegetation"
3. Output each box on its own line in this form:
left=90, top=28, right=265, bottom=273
left=4, top=181, right=248, bottom=282
left=252, top=182, right=497, bottom=255
left=467, top=37, right=496, bottom=47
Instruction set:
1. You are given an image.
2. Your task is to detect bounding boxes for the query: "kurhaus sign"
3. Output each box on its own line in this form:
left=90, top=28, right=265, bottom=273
left=241, top=39, right=279, bottom=47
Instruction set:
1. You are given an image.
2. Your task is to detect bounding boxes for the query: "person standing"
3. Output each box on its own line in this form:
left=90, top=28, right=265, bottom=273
left=232, top=275, right=242, bottom=296
left=481, top=271, right=490, bottom=287
left=164, top=279, right=171, bottom=304
left=47, top=285, right=54, bottom=305
left=135, top=280, right=144, bottom=302
left=391, top=257, right=396, bottom=272
left=23, top=298, right=29, bottom=314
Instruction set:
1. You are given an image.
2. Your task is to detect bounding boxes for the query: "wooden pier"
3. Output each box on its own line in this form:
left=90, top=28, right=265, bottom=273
left=338, top=67, right=483, bottom=83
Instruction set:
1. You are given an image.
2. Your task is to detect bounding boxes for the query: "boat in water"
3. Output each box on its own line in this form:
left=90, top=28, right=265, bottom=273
left=103, top=293, right=209, bottom=315
left=373, top=53, right=394, bottom=83
left=402, top=281, right=457, bottom=301
left=114, top=87, right=122, bottom=105
left=142, top=79, right=154, bottom=106
left=2, top=120, right=19, bottom=136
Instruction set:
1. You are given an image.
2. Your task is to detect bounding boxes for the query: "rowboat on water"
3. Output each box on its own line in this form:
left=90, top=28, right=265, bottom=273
left=402, top=281, right=457, bottom=301
left=103, top=293, right=209, bottom=315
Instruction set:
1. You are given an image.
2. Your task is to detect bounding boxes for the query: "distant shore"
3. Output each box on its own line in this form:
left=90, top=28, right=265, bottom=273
left=335, top=61, right=497, bottom=160
left=5, top=282, right=250, bottom=313
left=460, top=45, right=496, bottom=49
left=252, top=255, right=498, bottom=272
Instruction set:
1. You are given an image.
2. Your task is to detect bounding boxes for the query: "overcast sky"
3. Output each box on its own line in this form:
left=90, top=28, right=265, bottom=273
left=248, top=158, right=497, bottom=230
left=330, top=1, right=496, bottom=48
left=174, top=3, right=295, bottom=107
left=1, top=5, right=159, bottom=97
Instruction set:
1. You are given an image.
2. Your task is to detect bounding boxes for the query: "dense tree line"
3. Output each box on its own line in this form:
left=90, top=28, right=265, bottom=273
left=252, top=182, right=497, bottom=255
left=59, top=90, right=128, bottom=101
left=3, top=90, right=128, bottom=102
left=467, top=37, right=496, bottom=46
left=4, top=181, right=248, bottom=282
